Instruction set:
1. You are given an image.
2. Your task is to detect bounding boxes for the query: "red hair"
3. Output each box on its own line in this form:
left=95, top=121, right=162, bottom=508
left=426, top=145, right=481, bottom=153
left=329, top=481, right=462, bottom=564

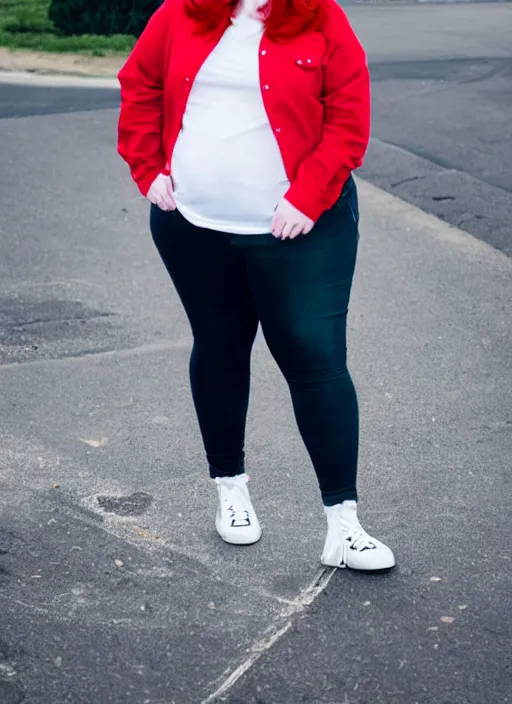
left=184, top=0, right=328, bottom=42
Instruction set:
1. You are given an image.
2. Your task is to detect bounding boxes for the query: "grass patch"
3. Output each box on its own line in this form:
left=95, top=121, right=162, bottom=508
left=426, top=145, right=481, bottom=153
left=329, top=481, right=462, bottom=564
left=0, top=0, right=135, bottom=55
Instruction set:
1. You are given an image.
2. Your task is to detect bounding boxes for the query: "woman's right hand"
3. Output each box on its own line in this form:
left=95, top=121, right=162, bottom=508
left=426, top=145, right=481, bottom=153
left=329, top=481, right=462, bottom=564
left=147, top=174, right=176, bottom=211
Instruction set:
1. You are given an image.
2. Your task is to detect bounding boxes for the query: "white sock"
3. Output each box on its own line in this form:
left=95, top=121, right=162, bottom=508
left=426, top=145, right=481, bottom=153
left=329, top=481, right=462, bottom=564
left=325, top=500, right=361, bottom=528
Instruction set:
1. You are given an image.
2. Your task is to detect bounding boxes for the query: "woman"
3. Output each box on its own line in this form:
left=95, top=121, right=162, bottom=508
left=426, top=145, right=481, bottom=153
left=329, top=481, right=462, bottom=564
left=118, top=0, right=395, bottom=570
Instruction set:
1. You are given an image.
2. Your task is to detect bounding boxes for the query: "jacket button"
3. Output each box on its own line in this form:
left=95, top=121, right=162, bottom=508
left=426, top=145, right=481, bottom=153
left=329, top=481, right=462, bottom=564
left=296, top=59, right=303, bottom=65
left=261, top=50, right=267, bottom=56
left=275, top=128, right=281, bottom=133
left=264, top=84, right=270, bottom=90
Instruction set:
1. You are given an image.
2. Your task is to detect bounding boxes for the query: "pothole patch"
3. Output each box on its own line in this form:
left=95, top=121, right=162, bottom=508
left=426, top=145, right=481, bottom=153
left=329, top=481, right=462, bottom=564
left=0, top=293, right=127, bottom=365
left=96, top=492, right=153, bottom=517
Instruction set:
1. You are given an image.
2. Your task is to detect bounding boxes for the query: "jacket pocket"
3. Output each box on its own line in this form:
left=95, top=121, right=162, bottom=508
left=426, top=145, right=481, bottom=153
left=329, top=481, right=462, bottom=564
left=283, top=31, right=326, bottom=69
left=289, top=54, right=323, bottom=70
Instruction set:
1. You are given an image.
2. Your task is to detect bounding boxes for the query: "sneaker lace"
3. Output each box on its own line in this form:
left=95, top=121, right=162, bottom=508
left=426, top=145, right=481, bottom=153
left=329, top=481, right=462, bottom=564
left=228, top=506, right=250, bottom=525
left=224, top=487, right=251, bottom=527
left=344, top=524, right=375, bottom=553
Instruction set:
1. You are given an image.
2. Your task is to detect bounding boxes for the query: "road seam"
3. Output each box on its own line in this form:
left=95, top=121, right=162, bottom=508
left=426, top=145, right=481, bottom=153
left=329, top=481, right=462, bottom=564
left=0, top=339, right=190, bottom=371
left=0, top=70, right=119, bottom=89
left=200, top=567, right=336, bottom=704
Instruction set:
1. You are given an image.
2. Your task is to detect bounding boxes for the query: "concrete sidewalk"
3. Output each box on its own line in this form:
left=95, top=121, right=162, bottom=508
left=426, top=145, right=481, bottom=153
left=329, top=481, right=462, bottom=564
left=0, top=109, right=510, bottom=700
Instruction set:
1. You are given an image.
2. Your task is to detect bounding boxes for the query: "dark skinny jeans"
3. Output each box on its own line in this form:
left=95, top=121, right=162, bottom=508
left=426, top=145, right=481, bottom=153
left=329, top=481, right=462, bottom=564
left=150, top=177, right=360, bottom=506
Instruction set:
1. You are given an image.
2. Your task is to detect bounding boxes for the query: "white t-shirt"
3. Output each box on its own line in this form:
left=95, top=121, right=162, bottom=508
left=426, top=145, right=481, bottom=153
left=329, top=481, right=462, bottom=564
left=171, top=0, right=289, bottom=234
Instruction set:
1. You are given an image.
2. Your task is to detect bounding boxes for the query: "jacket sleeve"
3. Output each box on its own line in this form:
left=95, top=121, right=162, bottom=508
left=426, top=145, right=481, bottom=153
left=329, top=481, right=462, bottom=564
left=284, top=11, right=371, bottom=222
left=117, top=1, right=172, bottom=197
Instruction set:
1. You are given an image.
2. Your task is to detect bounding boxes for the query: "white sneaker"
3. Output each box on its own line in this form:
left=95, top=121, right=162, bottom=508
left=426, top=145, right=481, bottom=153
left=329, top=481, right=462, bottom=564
left=214, top=474, right=262, bottom=545
left=321, top=501, right=395, bottom=571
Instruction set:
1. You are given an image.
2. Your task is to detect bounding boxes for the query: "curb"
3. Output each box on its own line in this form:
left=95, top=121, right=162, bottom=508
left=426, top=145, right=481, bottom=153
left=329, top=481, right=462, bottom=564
left=0, top=70, right=119, bottom=89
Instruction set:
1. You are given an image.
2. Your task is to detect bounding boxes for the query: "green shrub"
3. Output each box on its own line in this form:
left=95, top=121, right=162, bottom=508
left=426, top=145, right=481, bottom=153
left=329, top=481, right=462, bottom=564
left=3, top=3, right=54, bottom=34
left=48, top=0, right=162, bottom=38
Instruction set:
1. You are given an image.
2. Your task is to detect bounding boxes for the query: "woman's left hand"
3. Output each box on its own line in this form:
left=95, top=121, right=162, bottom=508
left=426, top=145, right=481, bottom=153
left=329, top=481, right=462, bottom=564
left=271, top=198, right=315, bottom=240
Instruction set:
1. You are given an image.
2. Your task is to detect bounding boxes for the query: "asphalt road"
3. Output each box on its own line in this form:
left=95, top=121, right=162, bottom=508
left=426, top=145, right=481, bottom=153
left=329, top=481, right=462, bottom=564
left=0, top=82, right=120, bottom=118
left=0, top=3, right=511, bottom=704
left=354, top=2, right=512, bottom=257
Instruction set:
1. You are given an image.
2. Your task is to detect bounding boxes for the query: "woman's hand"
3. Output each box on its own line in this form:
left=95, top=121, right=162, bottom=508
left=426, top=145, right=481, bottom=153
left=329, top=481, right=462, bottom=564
left=147, top=174, right=176, bottom=211
left=271, top=198, right=314, bottom=240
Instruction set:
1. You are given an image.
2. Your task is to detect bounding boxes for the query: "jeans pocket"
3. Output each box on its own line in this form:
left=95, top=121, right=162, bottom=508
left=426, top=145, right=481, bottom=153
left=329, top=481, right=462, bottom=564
left=333, top=177, right=359, bottom=226
left=346, top=199, right=359, bottom=226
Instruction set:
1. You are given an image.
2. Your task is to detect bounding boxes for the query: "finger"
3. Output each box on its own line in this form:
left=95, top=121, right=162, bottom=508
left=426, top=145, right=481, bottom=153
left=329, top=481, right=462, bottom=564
left=156, top=198, right=170, bottom=211
left=302, top=221, right=314, bottom=235
left=281, top=220, right=296, bottom=240
left=165, top=183, right=176, bottom=210
left=271, top=215, right=285, bottom=239
left=161, top=192, right=175, bottom=210
left=165, top=176, right=176, bottom=210
left=165, top=189, right=177, bottom=210
left=288, top=223, right=304, bottom=240
left=148, top=185, right=166, bottom=205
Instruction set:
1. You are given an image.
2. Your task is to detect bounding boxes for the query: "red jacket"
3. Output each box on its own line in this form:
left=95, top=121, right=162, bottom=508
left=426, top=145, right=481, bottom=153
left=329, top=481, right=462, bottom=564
left=118, top=0, right=370, bottom=222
